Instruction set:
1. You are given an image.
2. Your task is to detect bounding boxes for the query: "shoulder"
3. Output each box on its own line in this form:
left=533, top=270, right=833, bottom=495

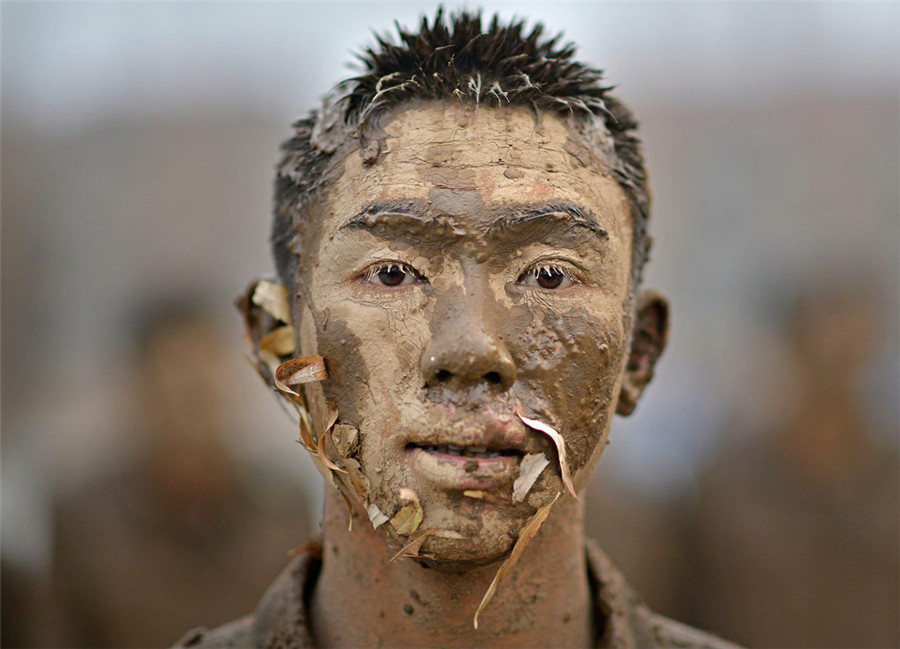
left=172, top=617, right=253, bottom=649
left=585, top=539, right=741, bottom=649
left=643, top=614, right=742, bottom=649
left=172, top=545, right=320, bottom=649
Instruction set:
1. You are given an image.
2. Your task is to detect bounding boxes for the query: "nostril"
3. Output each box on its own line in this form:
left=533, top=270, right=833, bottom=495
left=436, top=369, right=452, bottom=383
left=484, top=371, right=502, bottom=385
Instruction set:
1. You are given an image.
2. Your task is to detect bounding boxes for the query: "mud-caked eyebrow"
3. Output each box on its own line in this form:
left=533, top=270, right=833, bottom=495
left=339, top=200, right=609, bottom=248
left=340, top=202, right=431, bottom=232
left=490, top=203, right=609, bottom=245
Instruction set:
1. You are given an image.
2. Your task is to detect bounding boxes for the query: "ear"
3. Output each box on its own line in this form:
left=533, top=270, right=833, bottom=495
left=235, top=279, right=296, bottom=389
left=616, top=289, right=669, bottom=416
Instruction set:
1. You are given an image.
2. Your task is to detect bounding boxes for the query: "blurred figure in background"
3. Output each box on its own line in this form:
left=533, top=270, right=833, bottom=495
left=46, top=298, right=311, bottom=648
left=686, top=281, right=900, bottom=648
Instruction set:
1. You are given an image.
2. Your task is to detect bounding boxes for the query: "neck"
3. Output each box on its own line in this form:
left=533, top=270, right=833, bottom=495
left=311, top=488, right=593, bottom=648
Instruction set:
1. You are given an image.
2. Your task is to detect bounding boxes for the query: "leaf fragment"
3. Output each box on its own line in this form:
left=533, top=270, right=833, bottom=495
left=296, top=405, right=317, bottom=452
left=343, top=458, right=370, bottom=502
left=390, top=488, right=424, bottom=536
left=511, top=453, right=550, bottom=504
left=433, top=529, right=465, bottom=539
left=390, top=528, right=435, bottom=562
left=367, top=503, right=389, bottom=529
left=317, top=419, right=347, bottom=474
left=515, top=402, right=577, bottom=500
left=275, top=356, right=327, bottom=394
left=252, top=280, right=292, bottom=325
left=259, top=325, right=296, bottom=356
left=337, top=486, right=355, bottom=532
left=473, top=492, right=561, bottom=629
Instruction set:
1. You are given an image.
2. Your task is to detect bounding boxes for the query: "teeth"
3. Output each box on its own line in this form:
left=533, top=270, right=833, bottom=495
left=423, top=444, right=512, bottom=458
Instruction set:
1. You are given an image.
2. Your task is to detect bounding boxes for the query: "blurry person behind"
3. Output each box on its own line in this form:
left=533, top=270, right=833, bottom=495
left=686, top=280, right=899, bottom=648
left=48, top=297, right=311, bottom=648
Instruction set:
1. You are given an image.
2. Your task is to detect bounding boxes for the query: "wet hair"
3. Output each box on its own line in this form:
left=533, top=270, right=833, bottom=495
left=272, top=9, right=650, bottom=290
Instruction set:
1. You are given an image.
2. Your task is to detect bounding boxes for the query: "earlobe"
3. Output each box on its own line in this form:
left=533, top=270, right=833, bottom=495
left=616, top=289, right=669, bottom=416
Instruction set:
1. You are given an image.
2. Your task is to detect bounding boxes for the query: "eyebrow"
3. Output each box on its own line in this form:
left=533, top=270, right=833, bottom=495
left=340, top=200, right=608, bottom=243
left=340, top=201, right=431, bottom=231
left=491, top=203, right=608, bottom=240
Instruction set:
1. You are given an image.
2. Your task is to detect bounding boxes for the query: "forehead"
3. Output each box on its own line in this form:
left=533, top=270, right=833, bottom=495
left=317, top=102, right=631, bottom=243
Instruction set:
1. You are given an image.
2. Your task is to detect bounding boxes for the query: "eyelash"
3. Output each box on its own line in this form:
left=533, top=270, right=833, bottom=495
left=359, top=261, right=580, bottom=291
left=361, top=262, right=425, bottom=288
left=517, top=263, right=581, bottom=290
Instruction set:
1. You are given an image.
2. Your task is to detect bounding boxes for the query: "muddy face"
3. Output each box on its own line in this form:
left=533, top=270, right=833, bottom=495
left=296, top=102, right=635, bottom=563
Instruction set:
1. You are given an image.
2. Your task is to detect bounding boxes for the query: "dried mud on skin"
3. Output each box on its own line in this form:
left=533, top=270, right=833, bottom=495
left=473, top=492, right=561, bottom=629
left=238, top=282, right=581, bottom=633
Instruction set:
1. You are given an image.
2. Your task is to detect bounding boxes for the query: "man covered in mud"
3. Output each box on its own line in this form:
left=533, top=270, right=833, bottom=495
left=178, top=11, right=738, bottom=649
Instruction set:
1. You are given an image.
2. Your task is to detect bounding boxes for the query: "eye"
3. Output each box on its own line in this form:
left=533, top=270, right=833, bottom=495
left=363, top=263, right=423, bottom=288
left=518, top=264, right=578, bottom=290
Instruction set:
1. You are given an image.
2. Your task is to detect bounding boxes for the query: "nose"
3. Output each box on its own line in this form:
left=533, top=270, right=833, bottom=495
left=421, top=287, right=516, bottom=391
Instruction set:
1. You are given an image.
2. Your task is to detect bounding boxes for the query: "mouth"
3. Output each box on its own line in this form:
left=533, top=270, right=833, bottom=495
left=405, top=443, right=524, bottom=491
left=412, top=443, right=522, bottom=459
left=400, top=406, right=548, bottom=491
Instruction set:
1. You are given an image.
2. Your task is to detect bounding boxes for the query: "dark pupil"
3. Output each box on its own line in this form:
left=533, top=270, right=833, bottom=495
left=378, top=265, right=407, bottom=286
left=536, top=268, right=564, bottom=289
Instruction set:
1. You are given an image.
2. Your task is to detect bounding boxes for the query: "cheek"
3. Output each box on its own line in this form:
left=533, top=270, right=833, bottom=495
left=311, top=312, right=369, bottom=425
left=507, top=303, right=627, bottom=471
left=312, top=296, right=432, bottom=426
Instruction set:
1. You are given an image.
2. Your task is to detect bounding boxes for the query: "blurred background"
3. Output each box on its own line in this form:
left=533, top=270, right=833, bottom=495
left=2, top=2, right=897, bottom=647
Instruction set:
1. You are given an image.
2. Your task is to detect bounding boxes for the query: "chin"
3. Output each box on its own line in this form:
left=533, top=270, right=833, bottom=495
left=379, top=490, right=536, bottom=566
left=414, top=526, right=519, bottom=568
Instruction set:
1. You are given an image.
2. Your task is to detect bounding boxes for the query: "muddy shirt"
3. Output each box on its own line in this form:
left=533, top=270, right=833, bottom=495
left=174, top=540, right=738, bottom=649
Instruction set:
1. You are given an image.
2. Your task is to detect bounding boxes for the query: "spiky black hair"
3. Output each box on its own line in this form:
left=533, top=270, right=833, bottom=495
left=272, top=9, right=650, bottom=290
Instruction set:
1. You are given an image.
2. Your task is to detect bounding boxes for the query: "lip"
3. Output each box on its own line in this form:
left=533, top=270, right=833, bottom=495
left=403, top=407, right=542, bottom=491
left=407, top=446, right=521, bottom=490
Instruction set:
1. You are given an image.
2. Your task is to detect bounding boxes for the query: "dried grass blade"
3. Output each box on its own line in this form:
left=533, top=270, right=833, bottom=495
left=512, top=453, right=550, bottom=504
left=259, top=325, right=295, bottom=356
left=324, top=402, right=339, bottom=433
left=343, top=458, right=370, bottom=502
left=317, top=425, right=347, bottom=474
left=473, top=492, right=561, bottom=629
left=338, top=486, right=355, bottom=532
left=276, top=356, right=327, bottom=392
left=389, top=528, right=435, bottom=562
left=515, top=403, right=577, bottom=500
left=252, top=280, right=292, bottom=324
left=367, top=503, right=389, bottom=529
left=257, top=349, right=283, bottom=387
left=297, top=406, right=317, bottom=452
left=433, top=529, right=465, bottom=540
